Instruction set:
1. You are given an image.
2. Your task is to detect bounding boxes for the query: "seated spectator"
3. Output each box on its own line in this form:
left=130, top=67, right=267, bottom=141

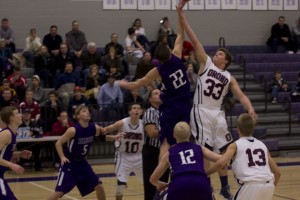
left=0, top=88, right=18, bottom=110
left=186, top=61, right=198, bottom=98
left=132, top=18, right=150, bottom=49
left=104, top=33, right=124, bottom=57
left=133, top=51, right=154, bottom=80
left=291, top=71, right=300, bottom=99
left=34, top=45, right=54, bottom=88
left=102, top=46, right=123, bottom=75
left=40, top=90, right=64, bottom=134
left=7, top=66, right=28, bottom=101
left=22, top=28, right=42, bottom=68
left=97, top=73, right=123, bottom=121
left=123, top=89, right=144, bottom=111
left=266, top=16, right=294, bottom=53
left=43, top=25, right=63, bottom=57
left=0, top=18, right=16, bottom=53
left=124, top=27, right=145, bottom=62
left=185, top=50, right=199, bottom=71
left=158, top=17, right=177, bottom=49
left=291, top=16, right=300, bottom=53
left=108, top=65, right=124, bottom=81
left=65, top=20, right=87, bottom=59
left=85, top=64, right=101, bottom=108
left=28, top=75, right=46, bottom=103
left=0, top=38, right=13, bottom=79
left=150, top=33, right=169, bottom=57
left=67, top=86, right=89, bottom=117
left=270, top=70, right=290, bottom=103
left=52, top=42, right=76, bottom=74
left=0, top=79, right=17, bottom=99
left=182, top=40, right=194, bottom=61
left=80, top=42, right=102, bottom=83
left=55, top=62, right=80, bottom=108
left=19, top=89, right=40, bottom=122
left=17, top=108, right=43, bottom=171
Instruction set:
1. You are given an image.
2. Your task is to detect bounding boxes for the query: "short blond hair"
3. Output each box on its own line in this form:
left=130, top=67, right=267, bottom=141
left=173, top=122, right=190, bottom=142
left=237, top=113, right=256, bottom=136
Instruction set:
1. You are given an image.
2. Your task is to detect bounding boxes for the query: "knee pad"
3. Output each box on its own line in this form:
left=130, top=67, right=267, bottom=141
left=116, top=184, right=127, bottom=196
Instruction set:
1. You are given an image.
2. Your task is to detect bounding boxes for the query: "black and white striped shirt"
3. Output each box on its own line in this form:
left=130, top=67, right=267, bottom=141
left=142, top=106, right=160, bottom=148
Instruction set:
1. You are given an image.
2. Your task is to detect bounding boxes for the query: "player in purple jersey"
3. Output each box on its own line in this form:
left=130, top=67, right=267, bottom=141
left=150, top=122, right=221, bottom=200
left=118, top=4, right=191, bottom=160
left=47, top=106, right=123, bottom=200
left=0, top=106, right=32, bottom=200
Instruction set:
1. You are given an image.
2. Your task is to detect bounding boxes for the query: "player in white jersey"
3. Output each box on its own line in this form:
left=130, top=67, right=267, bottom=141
left=177, top=1, right=256, bottom=199
left=103, top=103, right=144, bottom=200
left=207, top=113, right=281, bottom=200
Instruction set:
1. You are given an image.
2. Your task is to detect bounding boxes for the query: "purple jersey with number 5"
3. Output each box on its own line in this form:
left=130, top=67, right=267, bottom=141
left=0, top=128, right=16, bottom=173
left=165, top=142, right=212, bottom=200
left=64, top=123, right=96, bottom=160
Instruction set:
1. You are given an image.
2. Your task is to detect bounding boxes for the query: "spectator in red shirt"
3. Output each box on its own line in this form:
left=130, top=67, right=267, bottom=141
left=7, top=66, right=28, bottom=101
left=182, top=40, right=194, bottom=61
left=19, top=89, right=40, bottom=122
left=51, top=111, right=74, bottom=136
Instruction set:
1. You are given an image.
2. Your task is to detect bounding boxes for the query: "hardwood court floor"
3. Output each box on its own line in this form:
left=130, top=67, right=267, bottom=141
left=5, top=156, right=300, bottom=200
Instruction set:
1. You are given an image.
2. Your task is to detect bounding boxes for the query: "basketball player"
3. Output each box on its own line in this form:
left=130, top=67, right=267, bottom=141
left=0, top=106, right=32, bottom=200
left=103, top=103, right=144, bottom=200
left=177, top=1, right=256, bottom=199
left=150, top=122, right=221, bottom=200
left=207, top=113, right=281, bottom=200
left=47, top=106, right=118, bottom=200
left=118, top=5, right=191, bottom=160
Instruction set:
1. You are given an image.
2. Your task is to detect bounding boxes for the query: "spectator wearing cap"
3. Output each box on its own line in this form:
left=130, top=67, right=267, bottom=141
left=67, top=86, right=89, bottom=117
left=97, top=73, right=123, bottom=121
left=17, top=108, right=43, bottom=171
left=55, top=62, right=80, bottom=108
left=28, top=75, right=46, bottom=103
left=19, top=89, right=40, bottom=122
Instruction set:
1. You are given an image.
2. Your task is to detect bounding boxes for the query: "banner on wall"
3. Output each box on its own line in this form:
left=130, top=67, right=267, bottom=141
left=205, top=0, right=221, bottom=9
left=103, top=0, right=120, bottom=9
left=221, top=0, right=237, bottom=9
left=121, top=0, right=137, bottom=9
left=268, top=0, right=283, bottom=10
left=253, top=0, right=268, bottom=10
left=284, top=0, right=298, bottom=10
left=138, top=0, right=154, bottom=10
left=172, top=0, right=188, bottom=10
left=155, top=0, right=171, bottom=10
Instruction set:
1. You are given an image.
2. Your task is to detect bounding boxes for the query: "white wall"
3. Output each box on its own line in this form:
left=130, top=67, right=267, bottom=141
left=0, top=0, right=299, bottom=49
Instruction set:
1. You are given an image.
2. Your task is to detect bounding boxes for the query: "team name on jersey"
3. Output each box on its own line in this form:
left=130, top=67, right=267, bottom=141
left=207, top=69, right=229, bottom=85
left=78, top=136, right=94, bottom=144
left=124, top=132, right=143, bottom=140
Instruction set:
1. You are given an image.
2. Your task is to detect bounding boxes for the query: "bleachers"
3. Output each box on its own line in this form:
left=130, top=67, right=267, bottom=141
left=245, top=62, right=300, bottom=74
left=236, top=53, right=300, bottom=64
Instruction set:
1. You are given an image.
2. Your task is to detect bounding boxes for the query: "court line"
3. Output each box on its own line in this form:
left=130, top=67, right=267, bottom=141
left=273, top=194, right=298, bottom=200
left=29, top=182, right=79, bottom=200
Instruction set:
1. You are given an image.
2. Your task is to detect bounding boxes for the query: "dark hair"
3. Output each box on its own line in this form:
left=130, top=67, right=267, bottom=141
left=49, top=90, right=58, bottom=97
left=50, top=25, right=57, bottom=29
left=0, top=106, right=18, bottom=125
left=155, top=44, right=171, bottom=63
left=217, top=48, right=232, bottom=69
left=128, top=27, right=136, bottom=35
left=1, top=18, right=8, bottom=23
left=133, top=18, right=141, bottom=27
left=128, top=103, right=142, bottom=112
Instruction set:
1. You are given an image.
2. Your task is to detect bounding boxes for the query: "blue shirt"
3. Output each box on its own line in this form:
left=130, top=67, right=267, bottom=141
left=97, top=81, right=123, bottom=109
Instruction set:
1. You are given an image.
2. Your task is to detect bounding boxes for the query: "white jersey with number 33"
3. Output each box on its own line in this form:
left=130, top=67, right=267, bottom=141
left=194, top=57, right=231, bottom=109
left=231, top=137, right=274, bottom=184
left=115, top=117, right=144, bottom=154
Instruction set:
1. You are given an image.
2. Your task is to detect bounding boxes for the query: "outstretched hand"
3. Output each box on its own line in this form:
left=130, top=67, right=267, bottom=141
left=20, top=150, right=32, bottom=160
left=176, top=0, right=188, bottom=11
left=118, top=79, right=129, bottom=89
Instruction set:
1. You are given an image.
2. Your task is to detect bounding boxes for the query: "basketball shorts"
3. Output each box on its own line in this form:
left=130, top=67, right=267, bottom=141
left=0, top=174, right=17, bottom=200
left=235, top=181, right=275, bottom=200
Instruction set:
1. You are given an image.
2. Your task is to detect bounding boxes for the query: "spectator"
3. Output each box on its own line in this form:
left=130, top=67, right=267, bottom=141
left=182, top=40, right=194, bottom=61
left=123, top=89, right=144, bottom=111
left=270, top=70, right=290, bottom=104
left=124, top=27, right=145, bottom=62
left=150, top=33, right=169, bottom=57
left=28, top=75, right=46, bottom=103
left=67, top=86, right=89, bottom=117
left=7, top=66, right=28, bottom=101
left=19, top=89, right=40, bottom=122
left=0, top=18, right=16, bottom=53
left=158, top=17, right=177, bottom=49
left=291, top=16, right=300, bottom=53
left=0, top=79, right=17, bottom=99
left=40, top=90, right=64, bottom=134
left=0, top=88, right=18, bottom=110
left=102, top=46, right=124, bottom=77
left=34, top=45, right=54, bottom=88
left=267, top=16, right=294, bottom=53
left=43, top=25, right=63, bottom=57
left=186, top=61, right=197, bottom=98
left=97, top=73, right=123, bottom=121
left=133, top=51, right=154, bottom=80
left=132, top=18, right=150, bottom=49
left=104, top=33, right=124, bottom=57
left=85, top=64, right=101, bottom=109
left=0, top=38, right=14, bottom=79
left=52, top=111, right=74, bottom=136
left=52, top=42, right=76, bottom=74
left=22, top=28, right=42, bottom=68
left=17, top=108, right=43, bottom=171
left=65, top=20, right=87, bottom=58
left=80, top=42, right=102, bottom=82
left=291, top=71, right=300, bottom=100
left=55, top=62, right=80, bottom=108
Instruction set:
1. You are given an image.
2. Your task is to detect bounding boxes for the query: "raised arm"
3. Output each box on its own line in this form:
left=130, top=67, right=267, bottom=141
left=172, top=2, right=185, bottom=58
left=177, top=0, right=207, bottom=73
left=118, top=68, right=161, bottom=90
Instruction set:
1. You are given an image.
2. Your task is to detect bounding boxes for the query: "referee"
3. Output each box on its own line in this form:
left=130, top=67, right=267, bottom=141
left=142, top=89, right=169, bottom=200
